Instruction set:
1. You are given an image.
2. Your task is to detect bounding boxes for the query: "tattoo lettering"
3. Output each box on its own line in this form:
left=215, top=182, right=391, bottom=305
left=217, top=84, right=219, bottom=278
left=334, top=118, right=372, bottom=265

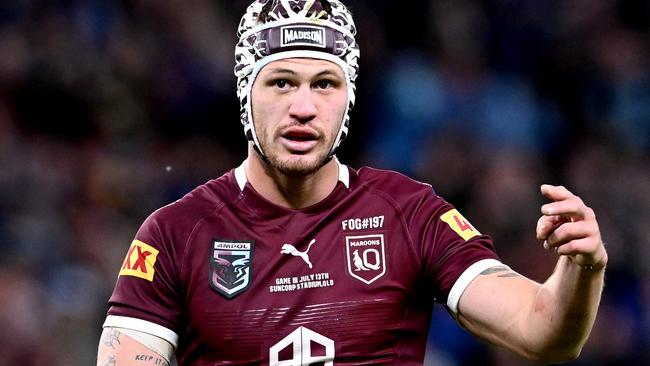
left=480, top=266, right=519, bottom=278
left=103, top=329, right=121, bottom=349
left=135, top=355, right=154, bottom=361
left=134, top=354, right=170, bottom=366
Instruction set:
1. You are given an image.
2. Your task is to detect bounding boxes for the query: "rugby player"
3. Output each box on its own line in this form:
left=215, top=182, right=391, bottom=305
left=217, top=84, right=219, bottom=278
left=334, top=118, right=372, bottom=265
left=97, top=1, right=607, bottom=365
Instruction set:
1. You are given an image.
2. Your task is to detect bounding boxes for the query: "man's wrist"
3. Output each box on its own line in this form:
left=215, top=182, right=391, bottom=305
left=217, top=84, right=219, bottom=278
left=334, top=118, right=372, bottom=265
left=578, top=247, right=608, bottom=272
left=579, top=262, right=606, bottom=272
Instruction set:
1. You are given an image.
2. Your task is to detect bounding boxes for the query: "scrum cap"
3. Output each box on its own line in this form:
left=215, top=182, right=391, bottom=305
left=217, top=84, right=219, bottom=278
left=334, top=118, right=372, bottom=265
left=234, top=0, right=360, bottom=159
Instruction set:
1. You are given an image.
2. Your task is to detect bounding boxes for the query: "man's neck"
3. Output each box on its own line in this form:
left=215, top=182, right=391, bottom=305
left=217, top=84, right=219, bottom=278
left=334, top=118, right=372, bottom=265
left=244, top=152, right=339, bottom=210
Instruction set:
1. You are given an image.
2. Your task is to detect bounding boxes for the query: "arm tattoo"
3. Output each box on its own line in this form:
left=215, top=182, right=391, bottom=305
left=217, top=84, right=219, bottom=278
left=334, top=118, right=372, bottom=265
left=103, top=329, right=121, bottom=349
left=134, top=354, right=170, bottom=366
left=480, top=266, right=519, bottom=278
left=102, top=356, right=116, bottom=366
left=100, top=329, right=171, bottom=366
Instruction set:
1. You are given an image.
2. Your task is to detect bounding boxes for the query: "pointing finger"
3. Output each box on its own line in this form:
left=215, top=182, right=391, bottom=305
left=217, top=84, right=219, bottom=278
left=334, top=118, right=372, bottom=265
left=541, top=200, right=584, bottom=218
left=540, top=184, right=573, bottom=202
left=540, top=185, right=594, bottom=221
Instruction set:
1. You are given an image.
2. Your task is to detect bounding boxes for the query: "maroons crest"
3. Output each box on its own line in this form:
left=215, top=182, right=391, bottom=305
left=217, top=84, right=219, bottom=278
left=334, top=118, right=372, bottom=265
left=345, top=234, right=386, bottom=284
left=209, top=239, right=254, bottom=299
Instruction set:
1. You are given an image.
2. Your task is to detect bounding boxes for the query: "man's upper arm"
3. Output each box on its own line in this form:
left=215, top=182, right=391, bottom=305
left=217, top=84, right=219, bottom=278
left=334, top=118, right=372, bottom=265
left=456, top=265, right=541, bottom=357
left=97, top=327, right=174, bottom=366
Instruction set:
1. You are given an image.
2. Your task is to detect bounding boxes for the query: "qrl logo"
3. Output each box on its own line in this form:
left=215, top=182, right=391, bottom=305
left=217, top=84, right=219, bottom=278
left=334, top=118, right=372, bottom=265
left=209, top=240, right=254, bottom=299
left=269, top=327, right=334, bottom=365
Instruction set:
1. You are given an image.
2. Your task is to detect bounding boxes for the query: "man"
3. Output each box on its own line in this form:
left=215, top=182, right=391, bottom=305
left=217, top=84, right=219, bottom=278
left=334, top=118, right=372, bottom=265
left=97, top=1, right=607, bottom=365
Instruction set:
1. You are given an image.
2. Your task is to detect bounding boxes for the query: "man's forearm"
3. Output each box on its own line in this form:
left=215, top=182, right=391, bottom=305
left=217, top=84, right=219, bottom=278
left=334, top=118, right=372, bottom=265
left=459, top=185, right=607, bottom=364
left=531, top=256, right=606, bottom=362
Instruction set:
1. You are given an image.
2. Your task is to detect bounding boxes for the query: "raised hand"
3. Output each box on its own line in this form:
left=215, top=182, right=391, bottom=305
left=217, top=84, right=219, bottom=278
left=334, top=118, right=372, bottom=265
left=536, top=185, right=607, bottom=270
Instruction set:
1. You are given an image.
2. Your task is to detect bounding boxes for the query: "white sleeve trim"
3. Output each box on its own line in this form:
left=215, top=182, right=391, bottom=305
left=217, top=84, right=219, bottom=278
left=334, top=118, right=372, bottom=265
left=103, top=315, right=179, bottom=348
left=447, top=259, right=507, bottom=317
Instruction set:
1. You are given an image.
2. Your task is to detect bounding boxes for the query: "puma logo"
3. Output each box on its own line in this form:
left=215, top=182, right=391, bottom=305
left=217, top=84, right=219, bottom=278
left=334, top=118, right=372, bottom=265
left=352, top=250, right=380, bottom=271
left=281, top=239, right=316, bottom=269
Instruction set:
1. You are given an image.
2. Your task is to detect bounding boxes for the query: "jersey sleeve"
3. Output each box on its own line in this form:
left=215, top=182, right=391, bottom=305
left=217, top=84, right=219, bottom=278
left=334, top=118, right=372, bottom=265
left=413, top=191, right=503, bottom=314
left=104, top=210, right=185, bottom=347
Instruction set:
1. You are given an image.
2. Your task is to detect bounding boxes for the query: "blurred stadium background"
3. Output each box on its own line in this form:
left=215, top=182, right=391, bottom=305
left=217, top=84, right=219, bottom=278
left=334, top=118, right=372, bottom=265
left=0, top=0, right=648, bottom=365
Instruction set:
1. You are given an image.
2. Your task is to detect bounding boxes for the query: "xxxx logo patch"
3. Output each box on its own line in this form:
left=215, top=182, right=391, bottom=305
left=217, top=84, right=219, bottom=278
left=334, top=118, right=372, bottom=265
left=119, top=240, right=159, bottom=281
left=440, top=209, right=481, bottom=241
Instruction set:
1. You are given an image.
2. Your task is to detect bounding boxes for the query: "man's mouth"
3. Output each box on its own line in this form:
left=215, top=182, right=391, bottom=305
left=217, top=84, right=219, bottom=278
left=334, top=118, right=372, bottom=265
left=280, top=128, right=319, bottom=152
left=282, top=128, right=318, bottom=141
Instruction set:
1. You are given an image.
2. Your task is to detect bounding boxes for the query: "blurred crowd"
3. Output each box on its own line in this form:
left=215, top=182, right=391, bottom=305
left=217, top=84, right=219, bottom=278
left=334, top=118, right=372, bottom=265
left=0, top=0, right=648, bottom=365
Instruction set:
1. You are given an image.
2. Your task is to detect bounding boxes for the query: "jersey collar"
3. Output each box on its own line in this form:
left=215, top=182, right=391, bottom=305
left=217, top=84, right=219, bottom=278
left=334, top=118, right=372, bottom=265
left=234, top=157, right=350, bottom=191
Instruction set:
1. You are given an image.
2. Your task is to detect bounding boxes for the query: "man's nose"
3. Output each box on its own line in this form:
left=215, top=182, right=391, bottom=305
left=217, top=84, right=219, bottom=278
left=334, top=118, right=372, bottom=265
left=288, top=86, right=317, bottom=123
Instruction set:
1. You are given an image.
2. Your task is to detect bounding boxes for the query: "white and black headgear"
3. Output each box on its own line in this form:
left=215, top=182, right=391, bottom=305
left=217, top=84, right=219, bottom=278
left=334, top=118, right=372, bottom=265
left=235, top=0, right=360, bottom=159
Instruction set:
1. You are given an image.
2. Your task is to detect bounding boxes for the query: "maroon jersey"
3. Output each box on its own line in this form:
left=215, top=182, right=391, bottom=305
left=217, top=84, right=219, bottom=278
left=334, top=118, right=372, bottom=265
left=104, top=159, right=501, bottom=365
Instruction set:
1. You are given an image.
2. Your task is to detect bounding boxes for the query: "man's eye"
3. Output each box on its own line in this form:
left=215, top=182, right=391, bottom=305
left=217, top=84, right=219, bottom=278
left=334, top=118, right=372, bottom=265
left=315, top=80, right=333, bottom=89
left=274, top=79, right=289, bottom=88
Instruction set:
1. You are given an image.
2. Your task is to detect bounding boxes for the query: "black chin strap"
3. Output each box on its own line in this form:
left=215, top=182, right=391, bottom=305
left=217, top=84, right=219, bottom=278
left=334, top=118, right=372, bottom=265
left=251, top=142, right=270, bottom=164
